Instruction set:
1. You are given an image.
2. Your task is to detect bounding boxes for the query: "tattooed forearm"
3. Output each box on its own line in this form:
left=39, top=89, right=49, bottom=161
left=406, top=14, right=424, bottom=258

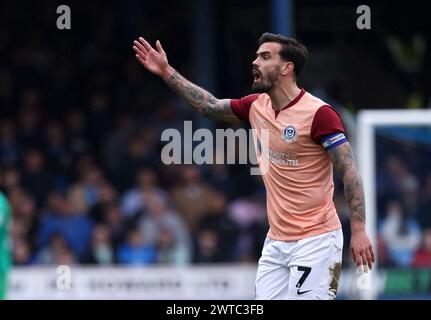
left=165, top=70, right=238, bottom=122
left=329, top=143, right=366, bottom=223
left=202, top=98, right=235, bottom=121
left=166, top=70, right=205, bottom=105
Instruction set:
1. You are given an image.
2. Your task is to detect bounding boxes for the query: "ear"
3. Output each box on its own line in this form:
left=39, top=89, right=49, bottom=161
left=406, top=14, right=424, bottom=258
left=281, top=62, right=294, bottom=76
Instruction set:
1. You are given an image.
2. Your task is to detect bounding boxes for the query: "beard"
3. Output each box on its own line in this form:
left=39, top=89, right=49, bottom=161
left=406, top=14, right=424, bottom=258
left=251, top=67, right=280, bottom=93
left=251, top=81, right=272, bottom=93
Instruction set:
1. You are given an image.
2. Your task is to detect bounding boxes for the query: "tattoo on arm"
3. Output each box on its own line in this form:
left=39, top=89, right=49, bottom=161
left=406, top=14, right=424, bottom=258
left=328, top=142, right=366, bottom=223
left=165, top=70, right=238, bottom=122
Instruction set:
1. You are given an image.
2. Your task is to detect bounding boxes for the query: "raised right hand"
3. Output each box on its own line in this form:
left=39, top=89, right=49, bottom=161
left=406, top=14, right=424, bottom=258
left=133, top=37, right=170, bottom=78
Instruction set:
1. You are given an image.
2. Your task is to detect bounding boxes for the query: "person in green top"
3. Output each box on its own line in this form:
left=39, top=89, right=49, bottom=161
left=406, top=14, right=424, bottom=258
left=0, top=191, right=11, bottom=300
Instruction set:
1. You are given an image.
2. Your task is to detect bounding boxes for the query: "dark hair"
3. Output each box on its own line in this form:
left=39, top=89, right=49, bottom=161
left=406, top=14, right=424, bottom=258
left=258, top=32, right=308, bottom=76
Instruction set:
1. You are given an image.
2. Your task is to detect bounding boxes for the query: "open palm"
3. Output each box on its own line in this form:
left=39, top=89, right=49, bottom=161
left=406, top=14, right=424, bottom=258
left=133, top=37, right=169, bottom=77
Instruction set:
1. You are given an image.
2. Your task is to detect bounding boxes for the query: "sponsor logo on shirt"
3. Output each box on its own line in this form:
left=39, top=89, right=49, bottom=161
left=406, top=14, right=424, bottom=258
left=259, top=143, right=299, bottom=167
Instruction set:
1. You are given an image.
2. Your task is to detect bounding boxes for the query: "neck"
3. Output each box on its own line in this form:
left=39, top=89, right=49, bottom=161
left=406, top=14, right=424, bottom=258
left=268, top=81, right=302, bottom=111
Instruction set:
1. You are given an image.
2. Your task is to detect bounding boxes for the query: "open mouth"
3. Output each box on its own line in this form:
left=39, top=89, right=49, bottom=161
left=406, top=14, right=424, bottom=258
left=253, top=69, right=262, bottom=81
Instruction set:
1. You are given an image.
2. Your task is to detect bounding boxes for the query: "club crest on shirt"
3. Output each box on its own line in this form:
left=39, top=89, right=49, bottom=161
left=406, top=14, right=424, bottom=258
left=282, top=125, right=297, bottom=143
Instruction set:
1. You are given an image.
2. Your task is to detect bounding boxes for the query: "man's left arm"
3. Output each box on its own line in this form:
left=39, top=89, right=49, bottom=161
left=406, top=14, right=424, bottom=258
left=328, top=142, right=375, bottom=272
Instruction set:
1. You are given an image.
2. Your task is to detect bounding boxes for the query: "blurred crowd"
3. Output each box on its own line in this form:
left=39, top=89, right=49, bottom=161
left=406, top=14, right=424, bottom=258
left=374, top=138, right=431, bottom=268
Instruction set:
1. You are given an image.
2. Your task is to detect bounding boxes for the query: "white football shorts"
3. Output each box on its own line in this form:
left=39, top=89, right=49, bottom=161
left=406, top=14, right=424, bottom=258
left=255, top=228, right=343, bottom=300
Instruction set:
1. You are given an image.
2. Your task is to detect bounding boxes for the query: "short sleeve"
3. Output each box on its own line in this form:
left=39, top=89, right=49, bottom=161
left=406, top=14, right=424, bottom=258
left=310, top=105, right=346, bottom=144
left=230, top=94, right=260, bottom=123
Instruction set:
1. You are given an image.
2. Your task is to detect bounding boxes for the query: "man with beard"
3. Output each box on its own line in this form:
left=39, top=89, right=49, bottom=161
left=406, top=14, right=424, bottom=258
left=132, top=32, right=375, bottom=300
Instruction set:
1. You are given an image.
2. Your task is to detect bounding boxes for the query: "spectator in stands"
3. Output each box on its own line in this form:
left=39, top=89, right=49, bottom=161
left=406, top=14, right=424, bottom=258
left=78, top=165, right=106, bottom=208
left=54, top=246, right=78, bottom=265
left=0, top=118, right=19, bottom=166
left=87, top=92, right=114, bottom=149
left=34, top=233, right=77, bottom=265
left=156, top=227, right=189, bottom=265
left=65, top=110, right=91, bottom=159
left=10, top=216, right=27, bottom=247
left=204, top=162, right=238, bottom=201
left=380, top=200, right=421, bottom=267
left=101, top=113, right=135, bottom=187
left=82, top=224, right=116, bottom=265
left=8, top=188, right=37, bottom=243
left=17, top=95, right=43, bottom=150
left=21, top=149, right=53, bottom=208
left=138, top=192, right=191, bottom=261
left=0, top=166, right=21, bottom=194
left=418, top=174, right=431, bottom=229
left=121, top=130, right=159, bottom=185
left=89, top=181, right=119, bottom=223
left=197, top=190, right=239, bottom=262
left=378, top=155, right=419, bottom=218
left=43, top=120, right=72, bottom=178
left=412, top=229, right=431, bottom=268
left=12, top=239, right=32, bottom=266
left=103, top=203, right=127, bottom=249
left=116, top=225, right=156, bottom=265
left=151, top=99, right=185, bottom=138
left=228, top=195, right=266, bottom=262
left=0, top=68, right=14, bottom=110
left=121, top=167, right=168, bottom=218
left=171, top=165, right=212, bottom=233
left=193, top=228, right=222, bottom=263
left=37, top=188, right=94, bottom=260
